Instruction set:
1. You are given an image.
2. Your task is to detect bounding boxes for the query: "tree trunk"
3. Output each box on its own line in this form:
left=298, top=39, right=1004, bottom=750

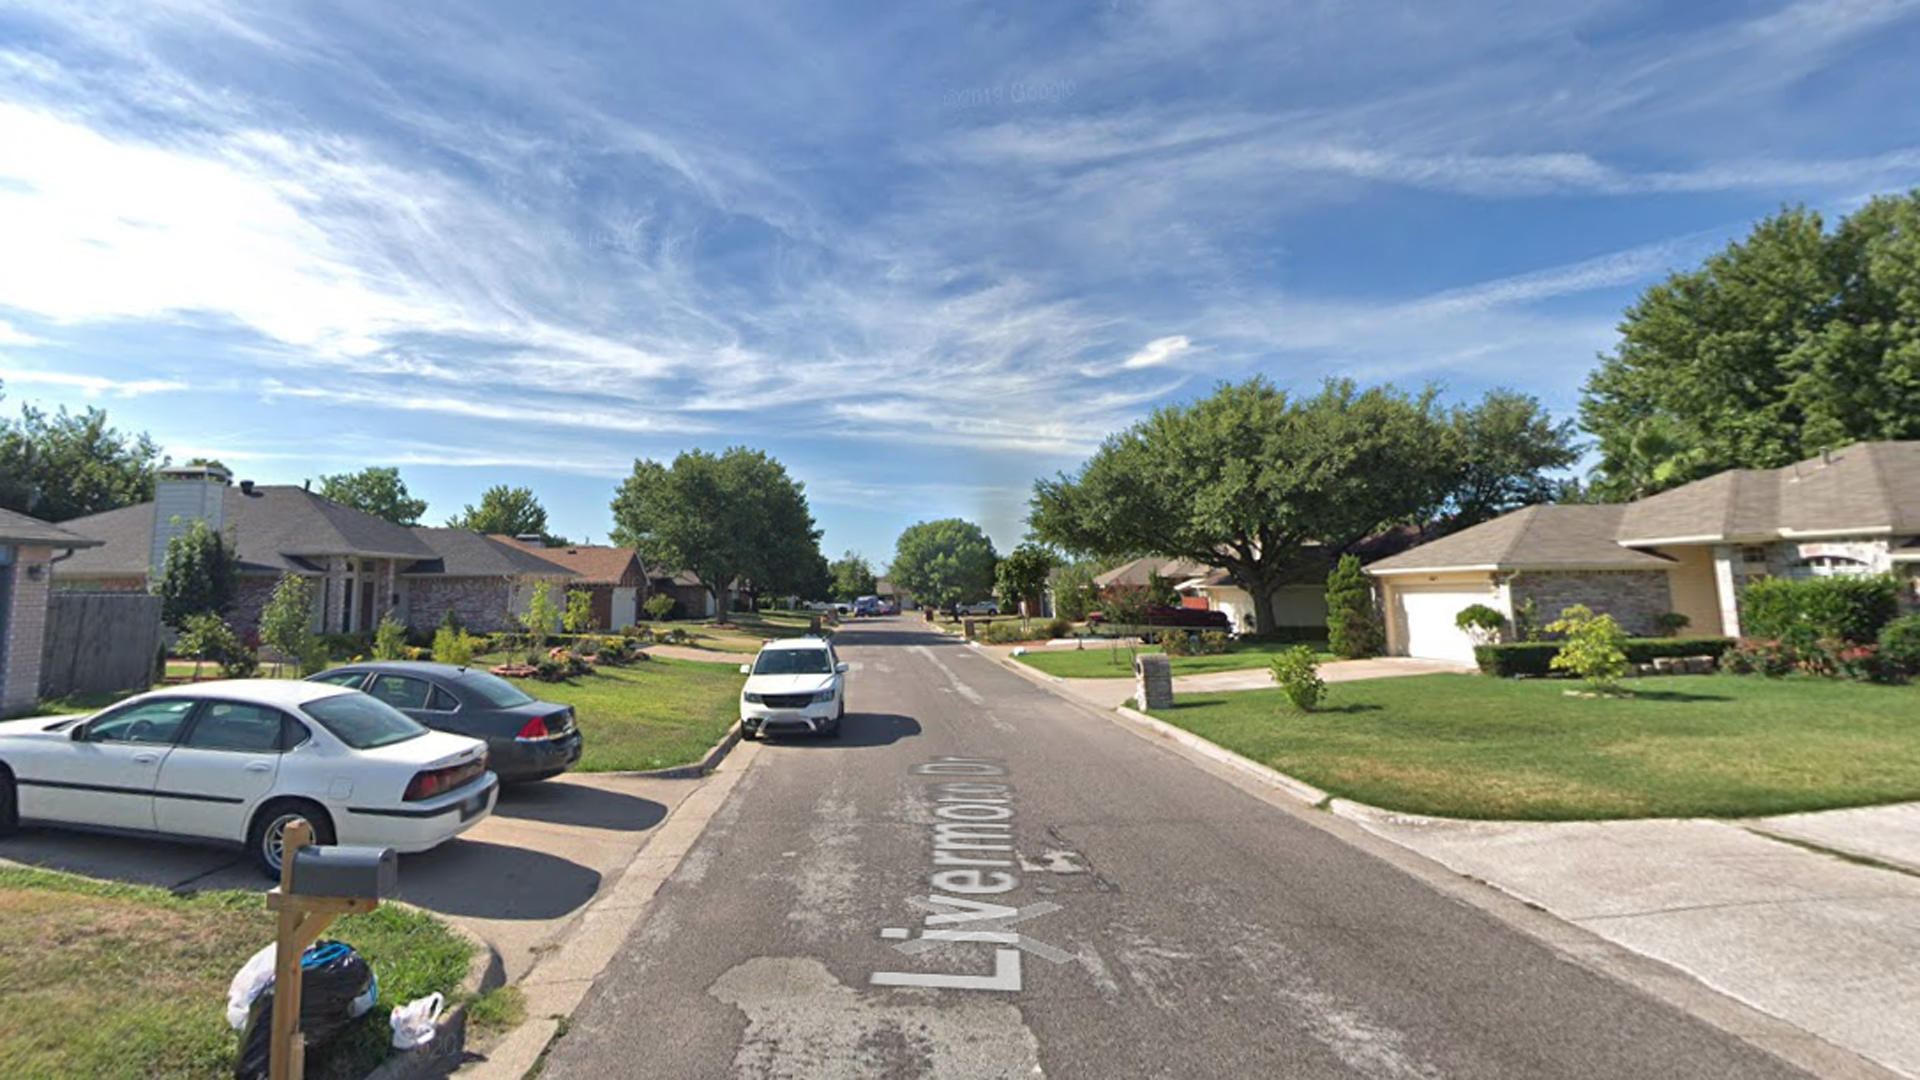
left=1247, top=573, right=1278, bottom=636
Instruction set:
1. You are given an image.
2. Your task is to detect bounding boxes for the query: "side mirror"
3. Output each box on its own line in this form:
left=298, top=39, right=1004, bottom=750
left=835, top=662, right=850, bottom=674
left=69, top=722, right=89, bottom=741
left=739, top=664, right=752, bottom=675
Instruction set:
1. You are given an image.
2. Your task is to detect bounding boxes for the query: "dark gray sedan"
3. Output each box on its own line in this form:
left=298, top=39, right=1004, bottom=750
left=307, top=661, right=583, bottom=783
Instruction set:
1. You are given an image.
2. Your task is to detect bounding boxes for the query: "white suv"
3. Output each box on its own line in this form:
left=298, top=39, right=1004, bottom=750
left=739, top=637, right=848, bottom=739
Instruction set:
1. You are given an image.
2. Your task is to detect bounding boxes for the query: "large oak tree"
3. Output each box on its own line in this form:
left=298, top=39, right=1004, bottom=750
left=890, top=519, right=997, bottom=611
left=1030, top=378, right=1571, bottom=632
left=317, top=466, right=427, bottom=526
left=0, top=389, right=162, bottom=522
left=609, top=447, right=823, bottom=620
left=1582, top=191, right=1920, bottom=499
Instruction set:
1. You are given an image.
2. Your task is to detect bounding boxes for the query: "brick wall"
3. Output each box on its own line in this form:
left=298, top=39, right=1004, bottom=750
left=408, top=577, right=520, bottom=633
left=229, top=575, right=281, bottom=637
left=1508, top=570, right=1674, bottom=637
left=2, top=547, right=54, bottom=715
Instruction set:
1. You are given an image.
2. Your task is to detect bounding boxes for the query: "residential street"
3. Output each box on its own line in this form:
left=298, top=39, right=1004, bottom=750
left=539, top=619, right=1813, bottom=1079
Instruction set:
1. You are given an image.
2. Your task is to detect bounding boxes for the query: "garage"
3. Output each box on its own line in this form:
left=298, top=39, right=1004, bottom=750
left=1392, top=586, right=1498, bottom=664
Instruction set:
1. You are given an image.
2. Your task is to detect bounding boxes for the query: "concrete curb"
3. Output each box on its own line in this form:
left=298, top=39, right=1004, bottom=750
left=362, top=907, right=505, bottom=1080
left=1112, top=705, right=1331, bottom=807
left=450, top=739, right=763, bottom=1079
left=624, top=721, right=743, bottom=780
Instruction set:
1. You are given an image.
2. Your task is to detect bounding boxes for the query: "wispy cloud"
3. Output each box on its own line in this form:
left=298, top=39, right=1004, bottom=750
left=1120, top=335, right=1193, bottom=370
left=0, top=366, right=186, bottom=398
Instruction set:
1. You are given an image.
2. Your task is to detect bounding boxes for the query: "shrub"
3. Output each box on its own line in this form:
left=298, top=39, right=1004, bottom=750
left=644, top=594, right=677, bottom=622
left=1325, top=555, right=1384, bottom=659
left=432, top=625, right=477, bottom=667
left=564, top=589, right=597, bottom=634
left=1199, top=630, right=1230, bottom=655
left=1453, top=603, right=1505, bottom=646
left=296, top=638, right=332, bottom=677
left=1654, top=612, right=1692, bottom=637
left=1158, top=631, right=1193, bottom=656
left=438, top=607, right=465, bottom=636
left=1877, top=615, right=1920, bottom=681
left=1477, top=637, right=1736, bottom=677
left=1545, top=605, right=1629, bottom=692
left=1270, top=645, right=1325, bottom=712
left=1511, top=597, right=1542, bottom=642
left=1740, top=575, right=1899, bottom=646
left=372, top=613, right=408, bottom=660
left=177, top=613, right=242, bottom=677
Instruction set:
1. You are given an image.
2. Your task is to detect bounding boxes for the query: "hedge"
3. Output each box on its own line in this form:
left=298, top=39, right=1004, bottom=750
left=1474, top=637, right=1736, bottom=678
left=1739, top=575, right=1900, bottom=645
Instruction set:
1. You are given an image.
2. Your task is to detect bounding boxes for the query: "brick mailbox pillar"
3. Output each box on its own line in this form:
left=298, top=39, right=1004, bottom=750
left=963, top=618, right=977, bottom=640
left=1134, top=652, right=1174, bottom=711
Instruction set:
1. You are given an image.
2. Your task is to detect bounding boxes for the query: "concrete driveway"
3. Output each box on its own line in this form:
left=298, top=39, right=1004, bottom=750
left=0, top=771, right=710, bottom=981
left=984, top=644, right=1476, bottom=710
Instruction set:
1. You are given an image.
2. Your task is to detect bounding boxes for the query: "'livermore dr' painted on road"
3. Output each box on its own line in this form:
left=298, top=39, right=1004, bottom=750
left=870, top=756, right=1073, bottom=992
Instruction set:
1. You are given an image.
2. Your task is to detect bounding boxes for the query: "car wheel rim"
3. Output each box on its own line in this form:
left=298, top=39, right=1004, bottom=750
left=265, top=815, right=298, bottom=871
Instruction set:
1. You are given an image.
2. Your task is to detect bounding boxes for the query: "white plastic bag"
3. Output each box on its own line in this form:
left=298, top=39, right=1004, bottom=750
left=226, top=944, right=277, bottom=1031
left=390, top=992, right=445, bottom=1051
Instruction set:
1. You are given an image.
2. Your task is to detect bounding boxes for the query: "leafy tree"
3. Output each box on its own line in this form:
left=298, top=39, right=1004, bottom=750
left=0, top=389, right=163, bottom=522
left=564, top=589, right=597, bottom=634
left=317, top=466, right=427, bottom=526
left=830, top=551, right=878, bottom=601
left=1325, top=554, right=1384, bottom=658
left=449, top=485, right=552, bottom=539
left=1050, top=561, right=1101, bottom=622
left=1546, top=605, right=1630, bottom=694
left=1582, top=193, right=1920, bottom=497
left=1435, top=391, right=1581, bottom=534
left=1031, top=378, right=1454, bottom=634
left=995, top=544, right=1057, bottom=618
left=610, top=447, right=824, bottom=623
left=177, top=612, right=253, bottom=680
left=1270, top=645, right=1326, bottom=712
left=644, top=593, right=677, bottom=622
left=522, top=581, right=561, bottom=656
left=258, top=573, right=316, bottom=677
left=156, top=519, right=240, bottom=629
left=890, top=519, right=997, bottom=611
left=183, top=456, right=230, bottom=472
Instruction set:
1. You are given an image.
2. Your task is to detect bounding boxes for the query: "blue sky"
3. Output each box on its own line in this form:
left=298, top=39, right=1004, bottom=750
left=3, top=0, right=1919, bottom=566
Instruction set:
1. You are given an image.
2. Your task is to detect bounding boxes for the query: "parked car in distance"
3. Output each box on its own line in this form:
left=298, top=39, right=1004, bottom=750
left=308, top=661, right=583, bottom=783
left=0, top=680, right=496, bottom=878
left=958, top=600, right=1000, bottom=616
left=739, top=636, right=849, bottom=739
left=802, top=600, right=836, bottom=612
left=853, top=595, right=883, bottom=617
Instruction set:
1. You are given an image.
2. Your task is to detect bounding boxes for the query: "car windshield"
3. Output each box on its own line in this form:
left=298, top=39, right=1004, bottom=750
left=301, top=692, right=428, bottom=750
left=454, top=671, right=536, bottom=708
left=753, top=648, right=831, bottom=676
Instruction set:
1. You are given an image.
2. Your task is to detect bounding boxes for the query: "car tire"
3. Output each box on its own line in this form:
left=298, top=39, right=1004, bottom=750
left=739, top=722, right=760, bottom=741
left=0, top=766, right=17, bottom=839
left=249, top=799, right=336, bottom=881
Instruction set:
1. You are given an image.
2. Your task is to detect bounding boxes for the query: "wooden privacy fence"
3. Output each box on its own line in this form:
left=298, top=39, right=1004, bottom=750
left=40, top=592, right=162, bottom=700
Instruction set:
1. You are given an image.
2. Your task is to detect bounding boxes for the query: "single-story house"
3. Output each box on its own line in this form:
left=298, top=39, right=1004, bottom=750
left=874, top=576, right=916, bottom=610
left=1, top=509, right=102, bottom=715
left=647, top=568, right=719, bottom=621
left=1368, top=442, right=1920, bottom=662
left=52, top=466, right=574, bottom=635
left=495, top=536, right=647, bottom=631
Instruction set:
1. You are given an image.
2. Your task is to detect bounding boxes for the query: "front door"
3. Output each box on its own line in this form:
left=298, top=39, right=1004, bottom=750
left=19, top=698, right=195, bottom=830
left=155, top=701, right=291, bottom=841
left=360, top=580, right=376, bottom=632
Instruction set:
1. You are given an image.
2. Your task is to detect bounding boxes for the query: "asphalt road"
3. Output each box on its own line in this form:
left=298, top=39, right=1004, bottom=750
left=540, top=618, right=1812, bottom=1079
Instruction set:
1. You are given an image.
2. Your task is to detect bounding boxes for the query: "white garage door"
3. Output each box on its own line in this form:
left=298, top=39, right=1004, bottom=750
left=1396, top=588, right=1495, bottom=664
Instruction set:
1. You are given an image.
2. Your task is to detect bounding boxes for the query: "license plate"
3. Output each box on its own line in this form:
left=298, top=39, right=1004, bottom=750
left=459, top=791, right=487, bottom=821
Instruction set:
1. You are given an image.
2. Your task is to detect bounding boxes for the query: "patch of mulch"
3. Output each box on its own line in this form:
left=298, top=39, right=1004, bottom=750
left=490, top=663, right=538, bottom=679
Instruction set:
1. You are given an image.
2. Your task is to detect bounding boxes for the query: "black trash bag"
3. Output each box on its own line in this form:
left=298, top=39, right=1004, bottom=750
left=234, top=940, right=375, bottom=1080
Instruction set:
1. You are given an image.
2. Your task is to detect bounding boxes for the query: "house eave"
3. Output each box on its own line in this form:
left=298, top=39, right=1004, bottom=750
left=1370, top=564, right=1502, bottom=577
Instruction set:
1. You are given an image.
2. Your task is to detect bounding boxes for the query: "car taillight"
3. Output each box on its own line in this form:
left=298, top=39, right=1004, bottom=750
left=404, top=759, right=485, bottom=801
left=516, top=716, right=550, bottom=741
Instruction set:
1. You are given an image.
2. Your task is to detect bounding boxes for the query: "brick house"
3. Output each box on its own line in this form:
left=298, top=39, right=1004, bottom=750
left=0, top=509, right=102, bottom=715
left=1368, top=443, right=1920, bottom=662
left=51, top=466, right=573, bottom=635
left=494, top=536, right=648, bottom=631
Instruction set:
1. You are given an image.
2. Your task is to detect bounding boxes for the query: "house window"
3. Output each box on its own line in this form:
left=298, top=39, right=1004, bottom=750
left=1789, top=556, right=1870, bottom=579
left=1738, top=546, right=1769, bottom=566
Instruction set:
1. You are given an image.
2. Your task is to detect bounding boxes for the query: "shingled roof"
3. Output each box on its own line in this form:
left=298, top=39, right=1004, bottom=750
left=54, top=486, right=437, bottom=579
left=0, top=508, right=101, bottom=549
left=491, top=536, right=644, bottom=584
left=1368, top=504, right=1676, bottom=575
left=404, top=529, right=577, bottom=578
left=1619, top=442, right=1920, bottom=543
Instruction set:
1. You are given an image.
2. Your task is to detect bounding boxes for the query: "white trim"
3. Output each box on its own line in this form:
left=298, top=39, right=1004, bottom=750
left=1776, top=526, right=1896, bottom=539
left=1613, top=534, right=1725, bottom=546
left=1369, top=564, right=1501, bottom=577
left=1374, top=562, right=1671, bottom=577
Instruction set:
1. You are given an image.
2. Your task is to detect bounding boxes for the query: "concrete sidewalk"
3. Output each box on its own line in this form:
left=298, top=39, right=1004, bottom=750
left=974, top=639, right=1472, bottom=710
left=1337, top=805, right=1920, bottom=1079
left=983, top=645, right=1920, bottom=1079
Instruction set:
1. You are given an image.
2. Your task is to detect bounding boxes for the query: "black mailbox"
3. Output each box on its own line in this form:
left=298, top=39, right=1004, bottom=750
left=289, top=844, right=398, bottom=900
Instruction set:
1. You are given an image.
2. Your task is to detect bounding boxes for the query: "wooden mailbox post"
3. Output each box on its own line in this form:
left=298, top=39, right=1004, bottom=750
left=264, top=820, right=396, bottom=1080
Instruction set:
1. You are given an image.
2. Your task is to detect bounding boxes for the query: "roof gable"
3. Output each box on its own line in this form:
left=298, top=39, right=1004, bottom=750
left=1369, top=504, right=1674, bottom=574
left=405, top=529, right=578, bottom=578
left=490, top=536, right=645, bottom=584
left=0, top=507, right=102, bottom=549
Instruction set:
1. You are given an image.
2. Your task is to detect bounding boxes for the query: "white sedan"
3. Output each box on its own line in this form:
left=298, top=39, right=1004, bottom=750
left=0, top=680, right=498, bottom=878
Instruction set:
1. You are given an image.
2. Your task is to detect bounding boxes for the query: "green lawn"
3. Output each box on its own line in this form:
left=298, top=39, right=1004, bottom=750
left=497, top=656, right=743, bottom=772
left=1150, top=673, right=1920, bottom=820
left=647, top=611, right=820, bottom=654
left=1015, top=638, right=1332, bottom=680
left=0, top=865, right=479, bottom=1080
